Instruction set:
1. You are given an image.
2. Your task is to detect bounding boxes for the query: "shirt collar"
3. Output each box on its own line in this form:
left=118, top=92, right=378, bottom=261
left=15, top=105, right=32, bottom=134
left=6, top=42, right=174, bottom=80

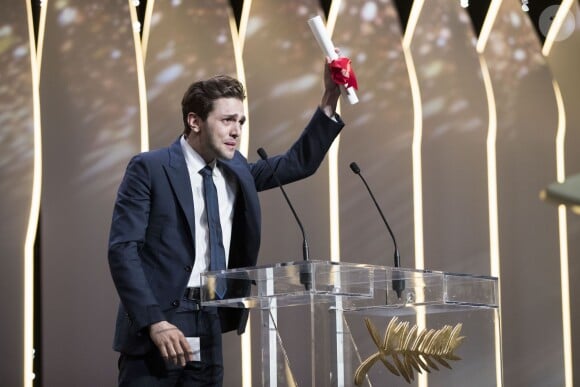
left=180, top=135, right=218, bottom=174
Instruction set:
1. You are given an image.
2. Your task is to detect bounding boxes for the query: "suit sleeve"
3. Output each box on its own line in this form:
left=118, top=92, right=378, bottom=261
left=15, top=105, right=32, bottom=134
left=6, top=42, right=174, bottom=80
left=250, top=107, right=345, bottom=191
left=108, top=154, right=165, bottom=332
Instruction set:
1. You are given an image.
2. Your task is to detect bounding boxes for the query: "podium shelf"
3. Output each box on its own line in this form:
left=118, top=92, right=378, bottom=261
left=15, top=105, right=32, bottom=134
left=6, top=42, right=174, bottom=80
left=200, top=260, right=498, bottom=313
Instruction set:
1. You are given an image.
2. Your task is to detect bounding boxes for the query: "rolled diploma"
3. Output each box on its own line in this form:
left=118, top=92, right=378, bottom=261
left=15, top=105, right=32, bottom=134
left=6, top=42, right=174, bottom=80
left=308, top=15, right=359, bottom=105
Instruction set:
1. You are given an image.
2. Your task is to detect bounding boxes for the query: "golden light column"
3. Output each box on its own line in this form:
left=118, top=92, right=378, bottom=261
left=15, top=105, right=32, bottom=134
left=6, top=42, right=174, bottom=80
left=479, top=54, right=503, bottom=387
left=542, top=0, right=574, bottom=56
left=402, top=1, right=426, bottom=386
left=24, top=1, right=47, bottom=385
left=476, top=3, right=506, bottom=385
left=326, top=0, right=342, bottom=263
left=476, top=0, right=503, bottom=54
left=128, top=0, right=150, bottom=152
left=551, top=79, right=573, bottom=387
left=542, top=6, right=574, bottom=383
left=231, top=1, right=253, bottom=385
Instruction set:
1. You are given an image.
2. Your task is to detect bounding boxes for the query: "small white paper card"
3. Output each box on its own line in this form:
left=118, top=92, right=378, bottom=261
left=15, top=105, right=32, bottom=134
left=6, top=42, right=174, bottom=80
left=186, top=337, right=201, bottom=362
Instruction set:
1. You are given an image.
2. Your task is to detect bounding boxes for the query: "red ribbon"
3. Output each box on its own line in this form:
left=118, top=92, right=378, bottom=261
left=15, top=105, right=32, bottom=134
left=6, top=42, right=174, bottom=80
left=329, top=57, right=358, bottom=90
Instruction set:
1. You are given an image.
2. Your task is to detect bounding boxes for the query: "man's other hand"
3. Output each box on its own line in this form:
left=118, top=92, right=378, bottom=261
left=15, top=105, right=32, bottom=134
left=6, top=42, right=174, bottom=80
left=149, top=321, right=193, bottom=367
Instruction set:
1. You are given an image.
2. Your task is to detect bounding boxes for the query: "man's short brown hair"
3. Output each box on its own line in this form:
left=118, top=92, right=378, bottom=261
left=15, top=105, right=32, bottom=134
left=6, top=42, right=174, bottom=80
left=181, top=75, right=246, bottom=135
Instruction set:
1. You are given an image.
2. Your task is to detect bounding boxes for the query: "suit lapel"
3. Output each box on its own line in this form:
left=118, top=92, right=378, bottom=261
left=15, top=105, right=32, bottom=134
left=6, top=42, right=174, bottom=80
left=164, top=139, right=196, bottom=246
left=219, top=156, right=261, bottom=268
left=218, top=157, right=254, bottom=216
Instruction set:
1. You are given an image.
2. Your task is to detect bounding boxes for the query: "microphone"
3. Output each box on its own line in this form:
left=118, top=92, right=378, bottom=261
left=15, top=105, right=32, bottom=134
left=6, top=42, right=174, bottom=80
left=349, top=162, right=405, bottom=299
left=257, top=148, right=312, bottom=290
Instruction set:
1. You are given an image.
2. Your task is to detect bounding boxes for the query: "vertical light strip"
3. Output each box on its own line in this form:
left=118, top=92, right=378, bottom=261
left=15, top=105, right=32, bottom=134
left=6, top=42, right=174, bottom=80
left=402, top=2, right=426, bottom=386
left=323, top=1, right=346, bottom=382
left=326, top=0, right=341, bottom=263
left=403, top=44, right=427, bottom=387
left=237, top=0, right=251, bottom=54
left=229, top=3, right=250, bottom=157
left=479, top=55, right=504, bottom=387
left=325, top=0, right=340, bottom=38
left=266, top=270, right=278, bottom=387
left=233, top=2, right=252, bottom=386
left=35, top=0, right=48, bottom=74
left=328, top=137, right=341, bottom=262
left=141, top=0, right=155, bottom=62
left=558, top=204, right=571, bottom=386
left=24, top=1, right=46, bottom=385
left=542, top=0, right=574, bottom=56
left=128, top=0, right=149, bottom=152
left=476, top=0, right=503, bottom=54
left=240, top=309, right=252, bottom=387
left=401, top=2, right=425, bottom=272
left=552, top=80, right=573, bottom=387
left=402, top=0, right=425, bottom=49
left=554, top=80, right=566, bottom=184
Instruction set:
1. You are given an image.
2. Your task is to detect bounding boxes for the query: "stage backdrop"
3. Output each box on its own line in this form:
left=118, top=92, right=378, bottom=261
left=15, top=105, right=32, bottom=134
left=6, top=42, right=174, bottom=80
left=0, top=1, right=579, bottom=386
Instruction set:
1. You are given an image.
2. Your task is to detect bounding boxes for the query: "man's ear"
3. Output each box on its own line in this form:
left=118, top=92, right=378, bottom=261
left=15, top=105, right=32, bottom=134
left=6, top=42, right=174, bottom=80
left=187, top=112, right=201, bottom=133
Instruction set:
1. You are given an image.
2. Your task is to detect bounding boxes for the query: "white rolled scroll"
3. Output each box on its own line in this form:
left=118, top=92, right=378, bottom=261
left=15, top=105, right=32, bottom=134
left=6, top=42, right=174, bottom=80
left=308, top=15, right=359, bottom=105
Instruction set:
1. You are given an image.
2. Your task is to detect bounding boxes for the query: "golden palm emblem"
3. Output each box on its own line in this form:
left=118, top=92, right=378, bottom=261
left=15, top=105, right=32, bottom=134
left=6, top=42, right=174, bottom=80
left=354, top=317, right=465, bottom=385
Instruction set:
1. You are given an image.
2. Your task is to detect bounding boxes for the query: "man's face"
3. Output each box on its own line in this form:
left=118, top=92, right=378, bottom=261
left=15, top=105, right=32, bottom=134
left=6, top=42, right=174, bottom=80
left=188, top=97, right=245, bottom=163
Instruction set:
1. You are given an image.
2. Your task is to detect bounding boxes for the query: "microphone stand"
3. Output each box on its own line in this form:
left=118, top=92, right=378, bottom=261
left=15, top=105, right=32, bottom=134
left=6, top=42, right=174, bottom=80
left=258, top=148, right=312, bottom=290
left=350, top=162, right=405, bottom=300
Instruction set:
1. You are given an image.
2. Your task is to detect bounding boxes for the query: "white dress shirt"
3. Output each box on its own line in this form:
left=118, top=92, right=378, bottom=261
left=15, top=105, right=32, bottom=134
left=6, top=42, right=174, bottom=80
left=180, top=136, right=237, bottom=287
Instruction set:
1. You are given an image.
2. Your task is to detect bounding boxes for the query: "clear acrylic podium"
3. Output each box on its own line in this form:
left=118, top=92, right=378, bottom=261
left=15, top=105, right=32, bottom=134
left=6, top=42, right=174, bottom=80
left=201, top=260, right=500, bottom=387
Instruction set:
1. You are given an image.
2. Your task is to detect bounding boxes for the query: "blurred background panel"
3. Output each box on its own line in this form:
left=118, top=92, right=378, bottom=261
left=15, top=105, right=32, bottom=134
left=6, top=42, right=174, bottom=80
left=244, top=0, right=330, bottom=265
left=39, top=1, right=141, bottom=385
left=412, top=0, right=490, bottom=278
left=484, top=1, right=563, bottom=386
left=409, top=2, right=494, bottom=385
left=0, top=1, right=579, bottom=386
left=0, top=1, right=34, bottom=385
left=544, top=2, right=580, bottom=378
left=145, top=0, right=238, bottom=150
left=335, top=0, right=415, bottom=269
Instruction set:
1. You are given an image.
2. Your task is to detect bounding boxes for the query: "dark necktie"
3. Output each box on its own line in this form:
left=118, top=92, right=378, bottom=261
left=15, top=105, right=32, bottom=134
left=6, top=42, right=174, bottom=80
left=199, top=165, right=227, bottom=299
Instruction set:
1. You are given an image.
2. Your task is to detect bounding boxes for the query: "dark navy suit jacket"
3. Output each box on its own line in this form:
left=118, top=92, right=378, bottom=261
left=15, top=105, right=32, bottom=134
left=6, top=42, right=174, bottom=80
left=108, top=108, right=344, bottom=355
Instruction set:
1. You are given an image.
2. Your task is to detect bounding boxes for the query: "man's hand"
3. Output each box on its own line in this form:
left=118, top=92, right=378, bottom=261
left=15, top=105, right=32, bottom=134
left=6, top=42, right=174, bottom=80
left=320, top=49, right=342, bottom=118
left=149, top=321, right=193, bottom=367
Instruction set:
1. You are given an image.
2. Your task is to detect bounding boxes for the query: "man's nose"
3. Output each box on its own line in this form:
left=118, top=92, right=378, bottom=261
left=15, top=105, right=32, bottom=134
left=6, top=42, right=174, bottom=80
left=231, top=124, right=241, bottom=138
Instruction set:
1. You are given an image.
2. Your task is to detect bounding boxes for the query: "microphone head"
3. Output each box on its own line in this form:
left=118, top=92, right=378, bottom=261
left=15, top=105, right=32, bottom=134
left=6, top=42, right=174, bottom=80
left=257, top=147, right=268, bottom=160
left=349, top=162, right=361, bottom=174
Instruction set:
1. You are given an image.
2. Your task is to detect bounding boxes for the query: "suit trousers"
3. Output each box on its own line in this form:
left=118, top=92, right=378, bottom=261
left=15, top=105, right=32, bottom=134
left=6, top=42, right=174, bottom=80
left=118, top=302, right=223, bottom=387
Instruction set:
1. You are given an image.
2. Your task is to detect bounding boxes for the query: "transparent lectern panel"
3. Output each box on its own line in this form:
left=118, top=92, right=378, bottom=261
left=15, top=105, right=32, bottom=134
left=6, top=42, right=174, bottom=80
left=201, top=261, right=377, bottom=308
left=200, top=261, right=500, bottom=386
left=201, top=261, right=498, bottom=311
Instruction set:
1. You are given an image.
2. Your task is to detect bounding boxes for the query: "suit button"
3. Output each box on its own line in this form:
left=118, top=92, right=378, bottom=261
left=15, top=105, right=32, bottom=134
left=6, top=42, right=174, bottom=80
left=185, top=265, right=192, bottom=272
left=171, top=300, right=180, bottom=307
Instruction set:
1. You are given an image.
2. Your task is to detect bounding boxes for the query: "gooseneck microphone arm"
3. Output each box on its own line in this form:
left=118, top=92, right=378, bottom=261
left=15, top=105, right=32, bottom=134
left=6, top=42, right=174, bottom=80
left=350, top=162, right=400, bottom=267
left=257, top=148, right=309, bottom=262
left=350, top=161, right=404, bottom=299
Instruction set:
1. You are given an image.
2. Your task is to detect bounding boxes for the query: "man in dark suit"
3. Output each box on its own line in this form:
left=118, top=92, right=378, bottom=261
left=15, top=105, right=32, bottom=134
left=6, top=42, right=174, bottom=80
left=108, top=58, right=344, bottom=386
